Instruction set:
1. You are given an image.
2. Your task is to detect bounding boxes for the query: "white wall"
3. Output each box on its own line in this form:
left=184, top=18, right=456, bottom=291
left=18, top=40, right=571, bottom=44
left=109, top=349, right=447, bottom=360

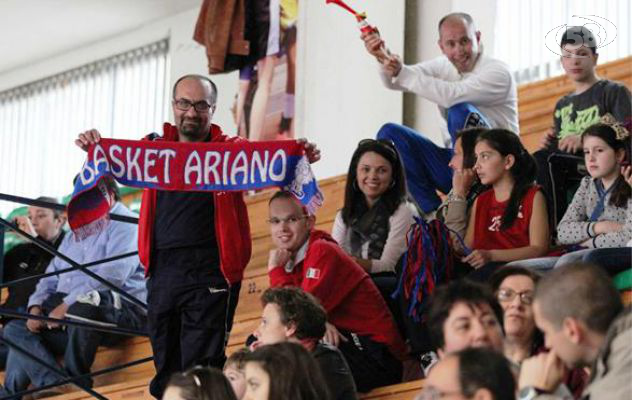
left=298, top=0, right=406, bottom=180
left=0, top=8, right=240, bottom=136
left=0, top=1, right=502, bottom=185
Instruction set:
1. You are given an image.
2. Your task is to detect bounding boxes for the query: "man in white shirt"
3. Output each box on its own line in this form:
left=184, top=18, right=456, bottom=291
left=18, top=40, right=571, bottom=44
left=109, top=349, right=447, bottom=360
left=362, top=13, right=518, bottom=214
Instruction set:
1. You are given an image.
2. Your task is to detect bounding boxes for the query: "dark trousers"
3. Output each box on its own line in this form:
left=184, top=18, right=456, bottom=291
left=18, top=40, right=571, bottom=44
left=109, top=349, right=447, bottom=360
left=582, top=247, right=632, bottom=276
left=1, top=291, right=146, bottom=397
left=534, top=148, right=584, bottom=224
left=337, top=330, right=402, bottom=393
left=147, top=248, right=240, bottom=399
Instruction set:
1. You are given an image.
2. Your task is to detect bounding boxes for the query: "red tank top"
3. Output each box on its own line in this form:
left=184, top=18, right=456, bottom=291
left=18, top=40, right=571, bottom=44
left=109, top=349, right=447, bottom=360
left=472, top=186, right=540, bottom=250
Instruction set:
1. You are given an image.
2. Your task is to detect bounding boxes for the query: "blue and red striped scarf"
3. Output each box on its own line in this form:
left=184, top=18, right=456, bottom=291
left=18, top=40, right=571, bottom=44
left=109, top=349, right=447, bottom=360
left=68, top=138, right=323, bottom=238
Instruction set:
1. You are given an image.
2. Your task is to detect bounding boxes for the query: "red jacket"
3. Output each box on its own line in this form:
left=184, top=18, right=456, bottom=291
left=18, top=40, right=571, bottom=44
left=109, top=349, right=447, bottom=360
left=269, top=230, right=407, bottom=359
left=137, top=123, right=252, bottom=285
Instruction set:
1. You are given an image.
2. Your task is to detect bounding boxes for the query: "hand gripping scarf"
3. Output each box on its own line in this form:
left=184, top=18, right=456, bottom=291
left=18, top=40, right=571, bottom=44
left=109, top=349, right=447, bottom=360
left=68, top=138, right=323, bottom=238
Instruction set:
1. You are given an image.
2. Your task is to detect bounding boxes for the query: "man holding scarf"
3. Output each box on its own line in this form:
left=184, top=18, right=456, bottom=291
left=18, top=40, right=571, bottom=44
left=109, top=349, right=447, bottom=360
left=75, top=74, right=321, bottom=398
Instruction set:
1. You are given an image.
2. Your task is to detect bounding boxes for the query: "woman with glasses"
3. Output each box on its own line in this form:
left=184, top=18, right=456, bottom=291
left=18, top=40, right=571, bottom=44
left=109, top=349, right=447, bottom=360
left=331, top=139, right=417, bottom=296
left=490, top=267, right=542, bottom=365
left=163, top=366, right=238, bottom=400
left=490, top=266, right=589, bottom=397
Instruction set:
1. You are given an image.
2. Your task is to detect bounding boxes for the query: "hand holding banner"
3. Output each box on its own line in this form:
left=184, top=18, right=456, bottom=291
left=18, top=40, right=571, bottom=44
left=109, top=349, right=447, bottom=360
left=68, top=138, right=324, bottom=237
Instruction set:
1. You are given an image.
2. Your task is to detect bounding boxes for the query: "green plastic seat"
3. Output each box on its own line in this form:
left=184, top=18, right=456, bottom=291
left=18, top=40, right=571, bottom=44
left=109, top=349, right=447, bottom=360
left=613, top=268, right=632, bottom=291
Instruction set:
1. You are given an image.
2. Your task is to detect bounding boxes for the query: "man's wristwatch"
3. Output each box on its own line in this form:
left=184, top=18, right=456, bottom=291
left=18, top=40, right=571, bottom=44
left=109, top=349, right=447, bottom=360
left=518, top=386, right=549, bottom=400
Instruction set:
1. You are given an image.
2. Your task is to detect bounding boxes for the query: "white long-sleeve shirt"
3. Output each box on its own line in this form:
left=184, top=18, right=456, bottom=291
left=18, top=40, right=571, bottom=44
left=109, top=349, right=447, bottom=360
left=379, top=52, right=519, bottom=144
left=332, top=202, right=417, bottom=274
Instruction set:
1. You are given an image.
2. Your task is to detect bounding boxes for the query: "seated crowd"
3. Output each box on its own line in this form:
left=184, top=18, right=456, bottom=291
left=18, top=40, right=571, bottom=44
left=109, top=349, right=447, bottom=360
left=0, top=13, right=630, bottom=400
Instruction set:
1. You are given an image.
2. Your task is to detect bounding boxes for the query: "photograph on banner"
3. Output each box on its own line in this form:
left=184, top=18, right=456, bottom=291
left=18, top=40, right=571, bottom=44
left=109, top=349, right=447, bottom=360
left=235, top=0, right=297, bottom=141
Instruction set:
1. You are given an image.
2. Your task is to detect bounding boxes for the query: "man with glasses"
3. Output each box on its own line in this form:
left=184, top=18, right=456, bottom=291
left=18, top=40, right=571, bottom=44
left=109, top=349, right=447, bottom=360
left=75, top=74, right=321, bottom=398
left=266, top=190, right=407, bottom=392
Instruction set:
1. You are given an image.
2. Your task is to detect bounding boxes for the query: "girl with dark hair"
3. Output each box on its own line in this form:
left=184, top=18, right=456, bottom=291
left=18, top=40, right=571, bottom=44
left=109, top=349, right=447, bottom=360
left=163, top=366, right=238, bottom=400
left=332, top=139, right=417, bottom=276
left=243, top=342, right=331, bottom=400
left=462, top=129, right=550, bottom=279
left=515, top=117, right=631, bottom=271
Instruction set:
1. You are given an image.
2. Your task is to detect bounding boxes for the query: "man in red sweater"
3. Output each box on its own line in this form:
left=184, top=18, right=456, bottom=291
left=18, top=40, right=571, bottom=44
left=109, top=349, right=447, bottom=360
left=75, top=75, right=321, bottom=399
left=267, top=191, right=407, bottom=392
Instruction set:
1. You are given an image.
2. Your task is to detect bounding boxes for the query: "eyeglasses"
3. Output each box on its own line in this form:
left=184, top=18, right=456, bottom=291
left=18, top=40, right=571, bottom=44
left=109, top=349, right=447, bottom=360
left=497, top=288, right=534, bottom=305
left=173, top=98, right=213, bottom=113
left=267, top=215, right=308, bottom=225
left=415, top=386, right=463, bottom=400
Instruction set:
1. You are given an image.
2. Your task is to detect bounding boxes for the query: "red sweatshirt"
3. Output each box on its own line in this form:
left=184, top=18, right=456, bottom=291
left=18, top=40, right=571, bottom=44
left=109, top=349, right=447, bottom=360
left=137, top=123, right=252, bottom=284
left=269, top=230, right=407, bottom=359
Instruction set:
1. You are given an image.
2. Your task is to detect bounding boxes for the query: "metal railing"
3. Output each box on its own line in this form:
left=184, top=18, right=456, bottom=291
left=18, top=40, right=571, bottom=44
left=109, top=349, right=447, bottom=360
left=0, top=193, right=151, bottom=400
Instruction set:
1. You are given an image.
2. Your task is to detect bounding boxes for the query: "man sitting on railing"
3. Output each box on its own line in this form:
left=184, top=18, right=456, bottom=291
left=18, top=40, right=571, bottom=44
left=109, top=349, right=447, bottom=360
left=0, top=178, right=147, bottom=399
left=0, top=197, right=66, bottom=369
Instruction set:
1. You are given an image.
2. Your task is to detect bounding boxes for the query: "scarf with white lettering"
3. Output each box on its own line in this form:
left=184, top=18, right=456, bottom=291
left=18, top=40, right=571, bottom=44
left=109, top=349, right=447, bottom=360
left=68, top=138, right=323, bottom=238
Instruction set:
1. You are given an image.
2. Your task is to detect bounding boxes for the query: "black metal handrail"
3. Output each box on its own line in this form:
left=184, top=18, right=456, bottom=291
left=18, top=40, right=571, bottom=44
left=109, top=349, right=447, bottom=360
left=0, top=354, right=153, bottom=400
left=0, top=218, right=147, bottom=310
left=0, top=193, right=151, bottom=399
left=0, top=336, right=107, bottom=400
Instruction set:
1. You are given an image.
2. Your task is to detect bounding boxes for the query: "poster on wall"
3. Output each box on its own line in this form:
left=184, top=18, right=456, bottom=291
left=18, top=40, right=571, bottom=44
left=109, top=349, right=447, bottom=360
left=194, top=0, right=298, bottom=142
left=235, top=0, right=298, bottom=141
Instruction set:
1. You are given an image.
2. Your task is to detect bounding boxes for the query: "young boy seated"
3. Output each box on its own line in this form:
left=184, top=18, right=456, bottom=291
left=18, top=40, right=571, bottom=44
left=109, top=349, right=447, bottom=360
left=249, top=287, right=358, bottom=400
left=266, top=191, right=407, bottom=392
left=534, top=25, right=631, bottom=223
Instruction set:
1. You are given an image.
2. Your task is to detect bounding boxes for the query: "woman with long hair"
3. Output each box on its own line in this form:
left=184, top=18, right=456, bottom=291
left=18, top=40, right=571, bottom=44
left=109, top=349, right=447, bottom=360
left=332, top=139, right=416, bottom=277
left=515, top=118, right=631, bottom=271
left=462, top=129, right=550, bottom=280
left=243, top=342, right=331, bottom=400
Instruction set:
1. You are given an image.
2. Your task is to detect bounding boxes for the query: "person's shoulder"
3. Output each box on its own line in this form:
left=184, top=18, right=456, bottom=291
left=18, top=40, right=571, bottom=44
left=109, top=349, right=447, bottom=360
left=479, top=54, right=512, bottom=72
left=111, top=202, right=138, bottom=219
left=309, top=232, right=348, bottom=258
left=597, top=79, right=630, bottom=93
left=312, top=343, right=347, bottom=363
left=4, top=241, right=32, bottom=259
left=392, top=200, right=419, bottom=219
left=109, top=203, right=139, bottom=232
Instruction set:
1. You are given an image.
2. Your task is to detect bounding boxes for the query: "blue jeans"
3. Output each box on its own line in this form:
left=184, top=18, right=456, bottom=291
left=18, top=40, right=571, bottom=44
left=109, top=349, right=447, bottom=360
left=581, top=247, right=631, bottom=276
left=377, top=103, right=490, bottom=213
left=1, top=291, right=146, bottom=398
left=506, top=248, right=629, bottom=273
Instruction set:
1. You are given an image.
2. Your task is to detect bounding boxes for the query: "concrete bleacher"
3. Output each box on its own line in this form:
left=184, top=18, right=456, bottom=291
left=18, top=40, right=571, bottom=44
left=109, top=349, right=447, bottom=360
left=3, top=56, right=631, bottom=399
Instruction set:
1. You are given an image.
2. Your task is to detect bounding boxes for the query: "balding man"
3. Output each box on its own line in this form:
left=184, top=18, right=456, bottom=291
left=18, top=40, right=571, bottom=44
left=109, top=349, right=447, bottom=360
left=362, top=13, right=518, bottom=214
left=75, top=75, right=320, bottom=398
